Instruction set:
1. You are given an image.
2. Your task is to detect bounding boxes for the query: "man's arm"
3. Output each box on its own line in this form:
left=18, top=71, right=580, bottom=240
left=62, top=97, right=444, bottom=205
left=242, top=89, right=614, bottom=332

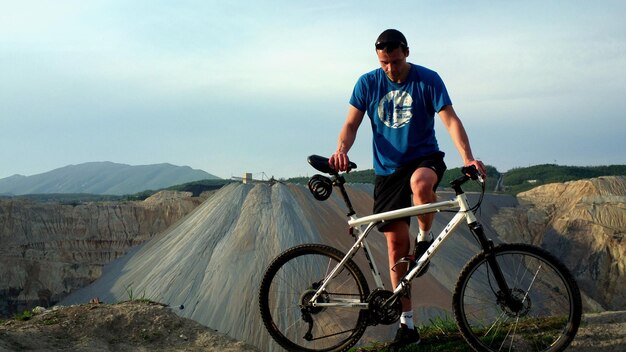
left=438, top=105, right=487, bottom=176
left=329, top=105, right=365, bottom=171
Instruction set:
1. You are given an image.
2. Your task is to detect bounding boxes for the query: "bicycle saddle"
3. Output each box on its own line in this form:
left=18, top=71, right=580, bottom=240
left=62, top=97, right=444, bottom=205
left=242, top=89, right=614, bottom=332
left=307, top=155, right=357, bottom=174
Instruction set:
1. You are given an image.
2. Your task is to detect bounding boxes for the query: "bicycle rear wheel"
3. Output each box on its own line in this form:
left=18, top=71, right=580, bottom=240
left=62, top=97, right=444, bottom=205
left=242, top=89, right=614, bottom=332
left=259, top=244, right=370, bottom=352
left=453, top=243, right=581, bottom=352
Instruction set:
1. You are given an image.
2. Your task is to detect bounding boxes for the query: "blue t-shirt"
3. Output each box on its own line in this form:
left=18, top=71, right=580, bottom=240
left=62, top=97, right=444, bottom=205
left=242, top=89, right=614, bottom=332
left=349, top=64, right=452, bottom=176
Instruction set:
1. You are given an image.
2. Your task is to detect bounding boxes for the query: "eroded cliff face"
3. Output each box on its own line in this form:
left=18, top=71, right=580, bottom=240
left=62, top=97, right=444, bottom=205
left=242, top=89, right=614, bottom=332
left=492, top=176, right=626, bottom=310
left=0, top=191, right=206, bottom=316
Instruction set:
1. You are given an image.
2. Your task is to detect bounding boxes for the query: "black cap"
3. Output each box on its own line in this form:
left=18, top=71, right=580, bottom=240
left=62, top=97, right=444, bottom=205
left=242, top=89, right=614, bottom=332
left=375, top=29, right=408, bottom=51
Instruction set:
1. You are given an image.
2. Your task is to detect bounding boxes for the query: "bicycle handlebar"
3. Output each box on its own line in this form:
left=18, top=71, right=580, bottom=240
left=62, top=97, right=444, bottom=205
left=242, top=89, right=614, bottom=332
left=307, top=154, right=484, bottom=212
left=461, top=165, right=484, bottom=182
left=307, top=154, right=483, bottom=185
left=451, top=165, right=486, bottom=207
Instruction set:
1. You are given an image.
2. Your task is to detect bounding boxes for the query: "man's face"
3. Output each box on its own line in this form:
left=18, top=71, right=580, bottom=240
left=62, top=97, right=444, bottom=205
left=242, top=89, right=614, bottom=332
left=377, top=47, right=409, bottom=83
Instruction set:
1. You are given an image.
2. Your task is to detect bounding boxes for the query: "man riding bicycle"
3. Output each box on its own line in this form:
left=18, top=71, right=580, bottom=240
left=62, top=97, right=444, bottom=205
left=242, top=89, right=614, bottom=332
left=329, top=29, right=486, bottom=350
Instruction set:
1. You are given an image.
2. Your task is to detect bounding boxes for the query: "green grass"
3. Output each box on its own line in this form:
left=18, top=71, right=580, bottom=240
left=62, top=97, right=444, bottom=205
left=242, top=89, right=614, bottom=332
left=351, top=316, right=470, bottom=352
left=470, top=315, right=570, bottom=350
left=13, top=309, right=34, bottom=321
left=40, top=312, right=61, bottom=325
left=120, top=284, right=153, bottom=304
left=351, top=315, right=571, bottom=351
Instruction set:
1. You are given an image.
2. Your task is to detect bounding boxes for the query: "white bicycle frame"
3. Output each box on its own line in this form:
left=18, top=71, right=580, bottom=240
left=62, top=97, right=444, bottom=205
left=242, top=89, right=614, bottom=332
left=308, top=191, right=478, bottom=308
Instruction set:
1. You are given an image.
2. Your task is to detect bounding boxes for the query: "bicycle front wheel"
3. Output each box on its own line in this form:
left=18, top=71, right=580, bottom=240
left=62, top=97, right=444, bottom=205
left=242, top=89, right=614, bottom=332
left=259, top=244, right=370, bottom=352
left=453, top=243, right=582, bottom=352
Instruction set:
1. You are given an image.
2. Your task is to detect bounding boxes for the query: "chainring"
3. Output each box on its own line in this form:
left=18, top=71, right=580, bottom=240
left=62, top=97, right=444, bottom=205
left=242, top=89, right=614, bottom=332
left=367, top=289, right=401, bottom=325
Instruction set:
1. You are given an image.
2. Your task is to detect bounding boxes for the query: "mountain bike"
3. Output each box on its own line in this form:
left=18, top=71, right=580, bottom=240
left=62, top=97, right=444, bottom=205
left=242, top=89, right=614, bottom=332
left=259, top=155, right=582, bottom=352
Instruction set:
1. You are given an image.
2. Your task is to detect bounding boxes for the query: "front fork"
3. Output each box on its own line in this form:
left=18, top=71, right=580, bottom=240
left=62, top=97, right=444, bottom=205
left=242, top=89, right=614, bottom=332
left=470, top=222, right=524, bottom=313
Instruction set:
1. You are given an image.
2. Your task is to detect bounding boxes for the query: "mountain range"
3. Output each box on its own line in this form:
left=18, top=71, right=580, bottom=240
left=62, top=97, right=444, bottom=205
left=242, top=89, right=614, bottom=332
left=0, top=162, right=218, bottom=196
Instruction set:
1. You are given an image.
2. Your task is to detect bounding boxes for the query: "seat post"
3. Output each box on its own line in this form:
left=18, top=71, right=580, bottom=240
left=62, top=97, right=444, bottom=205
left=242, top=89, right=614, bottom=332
left=333, top=174, right=356, bottom=217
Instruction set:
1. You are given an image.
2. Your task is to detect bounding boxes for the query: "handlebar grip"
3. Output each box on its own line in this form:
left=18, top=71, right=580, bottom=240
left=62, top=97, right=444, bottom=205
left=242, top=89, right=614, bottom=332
left=461, top=165, right=480, bottom=180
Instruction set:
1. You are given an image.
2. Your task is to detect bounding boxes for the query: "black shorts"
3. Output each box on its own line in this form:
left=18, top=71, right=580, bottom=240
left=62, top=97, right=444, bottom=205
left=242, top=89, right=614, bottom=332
left=373, top=152, right=447, bottom=231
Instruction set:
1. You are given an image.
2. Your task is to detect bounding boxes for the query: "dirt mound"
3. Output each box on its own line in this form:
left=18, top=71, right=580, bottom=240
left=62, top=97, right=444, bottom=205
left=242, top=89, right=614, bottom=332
left=0, top=300, right=259, bottom=352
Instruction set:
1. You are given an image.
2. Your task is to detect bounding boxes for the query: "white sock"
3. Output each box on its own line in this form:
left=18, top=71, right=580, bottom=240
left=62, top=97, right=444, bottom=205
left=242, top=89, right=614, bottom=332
left=400, top=311, right=414, bottom=329
left=417, top=229, right=431, bottom=242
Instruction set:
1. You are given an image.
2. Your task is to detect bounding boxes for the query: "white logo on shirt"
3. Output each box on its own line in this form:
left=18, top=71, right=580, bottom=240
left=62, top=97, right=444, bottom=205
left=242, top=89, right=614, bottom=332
left=378, top=90, right=413, bottom=128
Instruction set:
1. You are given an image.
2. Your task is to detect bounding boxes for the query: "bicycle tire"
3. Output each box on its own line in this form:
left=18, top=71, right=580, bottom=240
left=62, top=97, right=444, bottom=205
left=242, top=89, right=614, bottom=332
left=453, top=243, right=582, bottom=352
left=259, top=244, right=370, bottom=352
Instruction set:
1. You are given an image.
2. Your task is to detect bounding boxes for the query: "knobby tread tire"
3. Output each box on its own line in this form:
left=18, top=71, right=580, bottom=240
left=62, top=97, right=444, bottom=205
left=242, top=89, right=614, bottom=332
left=452, top=243, right=582, bottom=352
left=259, top=244, right=370, bottom=352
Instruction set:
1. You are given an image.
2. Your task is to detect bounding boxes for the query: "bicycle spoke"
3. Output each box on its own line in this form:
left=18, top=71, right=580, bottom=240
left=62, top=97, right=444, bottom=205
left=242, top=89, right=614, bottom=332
left=521, top=263, right=541, bottom=305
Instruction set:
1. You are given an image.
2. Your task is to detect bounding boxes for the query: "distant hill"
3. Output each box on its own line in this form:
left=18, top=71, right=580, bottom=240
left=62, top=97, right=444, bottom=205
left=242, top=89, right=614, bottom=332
left=0, top=162, right=219, bottom=196
left=287, top=164, right=626, bottom=195
left=501, top=164, right=626, bottom=194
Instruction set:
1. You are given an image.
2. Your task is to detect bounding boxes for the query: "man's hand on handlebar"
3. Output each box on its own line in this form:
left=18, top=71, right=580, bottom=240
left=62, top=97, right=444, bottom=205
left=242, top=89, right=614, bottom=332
left=465, top=160, right=487, bottom=181
left=329, top=151, right=351, bottom=172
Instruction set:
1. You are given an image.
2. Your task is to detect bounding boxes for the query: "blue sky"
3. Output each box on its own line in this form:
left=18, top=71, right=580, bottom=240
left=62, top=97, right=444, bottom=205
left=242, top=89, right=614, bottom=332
left=1, top=1, right=625, bottom=180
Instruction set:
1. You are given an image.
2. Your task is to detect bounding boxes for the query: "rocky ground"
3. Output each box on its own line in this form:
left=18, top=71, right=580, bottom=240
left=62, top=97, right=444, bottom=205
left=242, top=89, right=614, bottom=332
left=0, top=300, right=259, bottom=352
left=569, top=310, right=626, bottom=351
left=1, top=300, right=624, bottom=352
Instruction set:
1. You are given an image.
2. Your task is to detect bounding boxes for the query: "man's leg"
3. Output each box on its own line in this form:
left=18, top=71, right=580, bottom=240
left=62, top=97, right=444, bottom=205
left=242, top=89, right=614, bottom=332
left=387, top=168, right=437, bottom=318
left=382, top=167, right=438, bottom=314
left=383, top=221, right=412, bottom=312
left=382, top=165, right=440, bottom=349
left=410, top=167, right=439, bottom=232
left=385, top=221, right=421, bottom=349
